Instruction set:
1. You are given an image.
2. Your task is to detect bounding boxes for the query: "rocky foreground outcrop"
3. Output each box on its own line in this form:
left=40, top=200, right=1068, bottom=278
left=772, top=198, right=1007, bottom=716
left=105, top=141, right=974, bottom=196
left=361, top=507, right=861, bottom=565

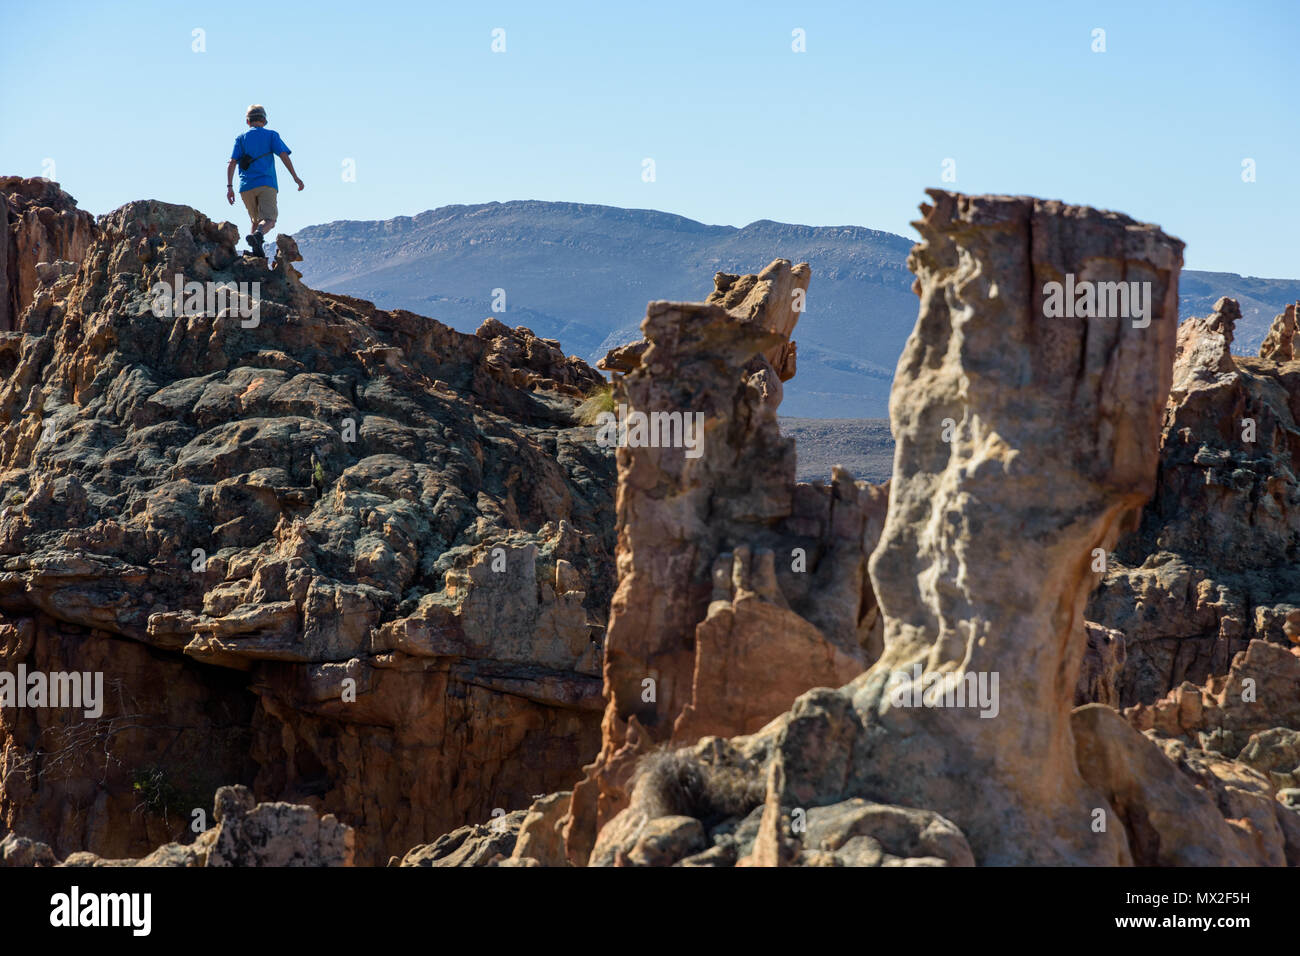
left=0, top=785, right=354, bottom=866
left=0, top=181, right=615, bottom=864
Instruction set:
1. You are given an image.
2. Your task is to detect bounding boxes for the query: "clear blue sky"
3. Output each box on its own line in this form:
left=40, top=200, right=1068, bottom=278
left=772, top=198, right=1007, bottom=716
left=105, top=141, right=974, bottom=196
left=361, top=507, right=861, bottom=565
left=3, top=0, right=1296, bottom=276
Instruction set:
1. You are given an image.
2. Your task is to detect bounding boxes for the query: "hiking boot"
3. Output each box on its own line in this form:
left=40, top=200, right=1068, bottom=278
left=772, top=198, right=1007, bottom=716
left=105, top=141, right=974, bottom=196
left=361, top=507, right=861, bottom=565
left=246, top=231, right=265, bottom=258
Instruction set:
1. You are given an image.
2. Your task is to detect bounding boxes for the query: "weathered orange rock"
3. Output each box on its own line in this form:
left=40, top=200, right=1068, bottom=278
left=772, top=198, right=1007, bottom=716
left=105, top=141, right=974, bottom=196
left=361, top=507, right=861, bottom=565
left=1259, top=302, right=1297, bottom=361
left=0, top=177, right=96, bottom=333
left=564, top=260, right=885, bottom=864
left=584, top=192, right=1262, bottom=869
left=1, top=784, right=356, bottom=866
left=756, top=191, right=1187, bottom=865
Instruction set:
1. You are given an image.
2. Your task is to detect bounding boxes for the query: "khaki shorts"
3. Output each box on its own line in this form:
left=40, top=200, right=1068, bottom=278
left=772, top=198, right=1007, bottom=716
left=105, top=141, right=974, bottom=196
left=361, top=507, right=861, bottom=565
left=241, top=186, right=278, bottom=224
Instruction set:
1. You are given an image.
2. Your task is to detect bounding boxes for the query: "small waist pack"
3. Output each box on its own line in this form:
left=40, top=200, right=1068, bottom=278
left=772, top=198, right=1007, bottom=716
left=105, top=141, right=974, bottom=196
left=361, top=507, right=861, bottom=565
left=238, top=139, right=274, bottom=172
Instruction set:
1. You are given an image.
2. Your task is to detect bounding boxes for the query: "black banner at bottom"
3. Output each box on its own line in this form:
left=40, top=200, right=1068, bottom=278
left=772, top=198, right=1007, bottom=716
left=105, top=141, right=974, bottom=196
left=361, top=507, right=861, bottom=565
left=0, top=864, right=1275, bottom=943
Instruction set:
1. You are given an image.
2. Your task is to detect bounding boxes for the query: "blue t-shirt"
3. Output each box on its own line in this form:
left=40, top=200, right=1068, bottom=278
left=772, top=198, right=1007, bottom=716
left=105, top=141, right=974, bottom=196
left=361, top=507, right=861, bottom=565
left=231, top=127, right=289, bottom=192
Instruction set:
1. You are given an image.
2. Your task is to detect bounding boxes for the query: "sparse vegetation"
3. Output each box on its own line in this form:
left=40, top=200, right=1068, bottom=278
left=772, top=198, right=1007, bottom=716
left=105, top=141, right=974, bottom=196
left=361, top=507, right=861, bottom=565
left=631, top=746, right=764, bottom=826
left=131, top=765, right=185, bottom=816
left=577, top=382, right=616, bottom=426
left=130, top=755, right=220, bottom=824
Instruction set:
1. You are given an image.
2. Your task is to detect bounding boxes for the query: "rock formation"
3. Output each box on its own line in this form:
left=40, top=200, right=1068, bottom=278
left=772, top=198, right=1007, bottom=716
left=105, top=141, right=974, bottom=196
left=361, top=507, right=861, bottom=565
left=575, top=190, right=1300, bottom=868
left=749, top=191, right=1185, bottom=866
left=0, top=188, right=615, bottom=864
left=1259, top=302, right=1297, bottom=362
left=1119, top=637, right=1300, bottom=858
left=395, top=789, right=573, bottom=867
left=1, top=178, right=95, bottom=333
left=562, top=259, right=887, bottom=864
left=1075, top=622, right=1128, bottom=708
left=5, top=177, right=1299, bottom=869
left=1088, top=296, right=1300, bottom=705
left=0, top=784, right=354, bottom=866
left=1074, top=294, right=1300, bottom=864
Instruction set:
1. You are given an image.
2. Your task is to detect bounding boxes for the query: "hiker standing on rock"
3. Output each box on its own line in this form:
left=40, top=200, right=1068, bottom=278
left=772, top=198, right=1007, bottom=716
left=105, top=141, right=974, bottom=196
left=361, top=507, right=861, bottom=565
left=225, top=104, right=304, bottom=258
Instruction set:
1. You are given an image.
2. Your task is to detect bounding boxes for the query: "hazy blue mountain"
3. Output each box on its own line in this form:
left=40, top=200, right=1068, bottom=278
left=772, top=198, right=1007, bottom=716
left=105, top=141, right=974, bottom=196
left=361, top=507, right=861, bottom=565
left=293, top=200, right=1300, bottom=418
left=1178, top=271, right=1300, bottom=350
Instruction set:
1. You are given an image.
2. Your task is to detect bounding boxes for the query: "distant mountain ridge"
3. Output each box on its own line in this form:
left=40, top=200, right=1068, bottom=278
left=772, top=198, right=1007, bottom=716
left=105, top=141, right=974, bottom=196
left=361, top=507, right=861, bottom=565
left=294, top=200, right=1300, bottom=418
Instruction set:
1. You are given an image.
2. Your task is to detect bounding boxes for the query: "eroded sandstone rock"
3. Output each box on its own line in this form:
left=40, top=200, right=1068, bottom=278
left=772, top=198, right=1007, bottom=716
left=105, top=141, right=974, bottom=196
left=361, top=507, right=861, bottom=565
left=510, top=790, right=572, bottom=866
left=1, top=177, right=96, bottom=333
left=580, top=191, right=1229, bottom=867
left=1088, top=295, right=1300, bottom=705
left=0, top=831, right=58, bottom=866
left=564, top=260, right=886, bottom=864
left=749, top=192, right=1185, bottom=865
left=1073, top=704, right=1265, bottom=865
left=206, top=783, right=354, bottom=866
left=1259, top=302, right=1297, bottom=361
left=0, top=784, right=354, bottom=866
left=399, top=809, right=527, bottom=866
left=0, top=198, right=614, bottom=864
left=1076, top=622, right=1128, bottom=708
left=1124, top=639, right=1300, bottom=748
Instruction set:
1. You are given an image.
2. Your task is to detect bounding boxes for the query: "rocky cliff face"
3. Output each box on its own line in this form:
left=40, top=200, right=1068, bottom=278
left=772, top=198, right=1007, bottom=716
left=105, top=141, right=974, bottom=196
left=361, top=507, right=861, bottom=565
left=0, top=183, right=615, bottom=865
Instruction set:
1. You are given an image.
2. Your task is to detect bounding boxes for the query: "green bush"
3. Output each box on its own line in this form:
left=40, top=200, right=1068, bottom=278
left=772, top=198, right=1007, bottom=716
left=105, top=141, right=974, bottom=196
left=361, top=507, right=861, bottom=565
left=131, top=763, right=209, bottom=821
left=132, top=766, right=182, bottom=813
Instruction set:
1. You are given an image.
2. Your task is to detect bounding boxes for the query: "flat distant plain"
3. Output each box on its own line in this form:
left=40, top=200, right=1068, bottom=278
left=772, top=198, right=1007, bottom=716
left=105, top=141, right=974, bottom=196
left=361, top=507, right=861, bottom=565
left=779, top=417, right=893, bottom=485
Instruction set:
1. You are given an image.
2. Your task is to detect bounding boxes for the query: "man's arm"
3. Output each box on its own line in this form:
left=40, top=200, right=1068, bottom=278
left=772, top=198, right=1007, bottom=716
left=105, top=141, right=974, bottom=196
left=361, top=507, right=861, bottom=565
left=279, top=153, right=304, bottom=191
left=226, top=159, right=237, bottom=205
